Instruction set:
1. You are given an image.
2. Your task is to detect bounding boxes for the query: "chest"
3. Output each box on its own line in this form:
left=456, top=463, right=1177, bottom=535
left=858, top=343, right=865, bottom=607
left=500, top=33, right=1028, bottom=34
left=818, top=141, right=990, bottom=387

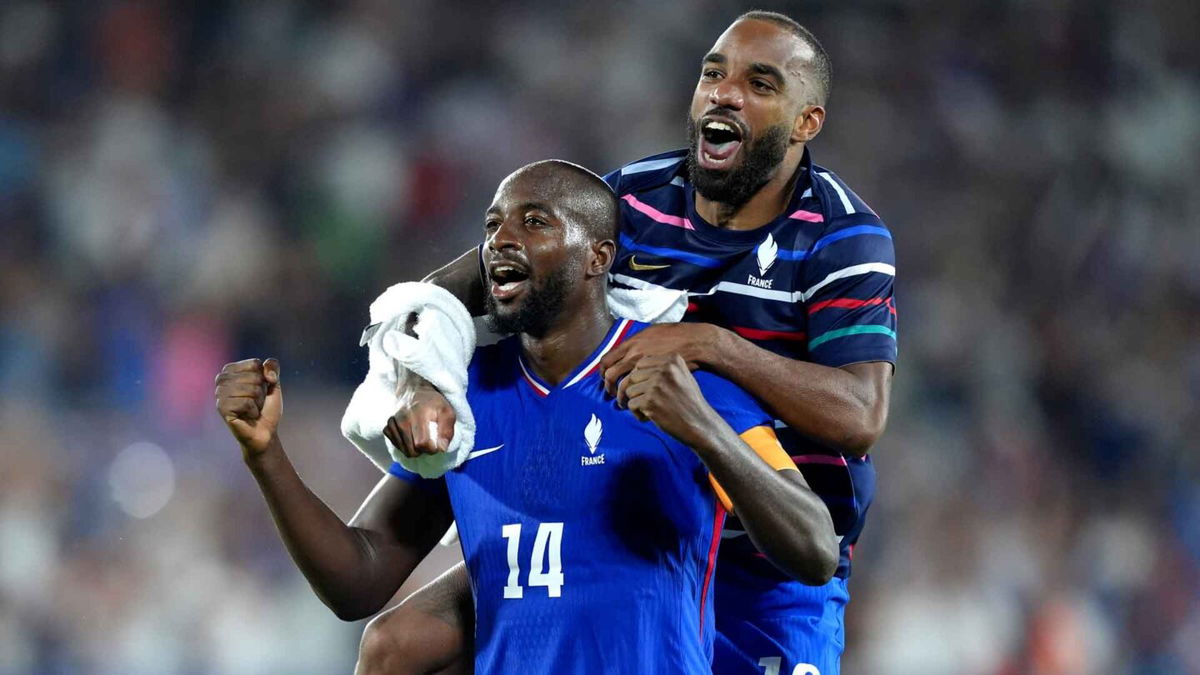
left=616, top=194, right=817, bottom=356
left=447, top=388, right=709, bottom=528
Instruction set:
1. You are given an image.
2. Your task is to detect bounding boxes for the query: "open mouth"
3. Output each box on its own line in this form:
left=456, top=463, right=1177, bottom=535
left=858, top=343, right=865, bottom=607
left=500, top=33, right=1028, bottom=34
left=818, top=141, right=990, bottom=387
left=488, top=261, right=531, bottom=301
left=698, top=116, right=745, bottom=170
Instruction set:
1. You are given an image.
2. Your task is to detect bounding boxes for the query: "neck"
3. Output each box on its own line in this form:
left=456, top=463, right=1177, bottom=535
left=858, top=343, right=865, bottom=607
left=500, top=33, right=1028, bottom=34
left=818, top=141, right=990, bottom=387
left=695, top=145, right=805, bottom=230
left=520, top=287, right=614, bottom=386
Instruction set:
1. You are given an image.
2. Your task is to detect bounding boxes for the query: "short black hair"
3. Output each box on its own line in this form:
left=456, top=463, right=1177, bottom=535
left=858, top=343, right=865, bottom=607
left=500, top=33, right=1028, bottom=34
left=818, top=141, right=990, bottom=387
left=519, top=159, right=619, bottom=243
left=737, top=10, right=832, bottom=106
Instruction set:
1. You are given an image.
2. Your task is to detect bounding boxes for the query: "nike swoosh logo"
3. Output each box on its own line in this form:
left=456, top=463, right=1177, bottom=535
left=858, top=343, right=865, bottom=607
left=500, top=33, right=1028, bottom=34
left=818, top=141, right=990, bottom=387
left=629, top=255, right=671, bottom=271
left=466, top=444, right=504, bottom=461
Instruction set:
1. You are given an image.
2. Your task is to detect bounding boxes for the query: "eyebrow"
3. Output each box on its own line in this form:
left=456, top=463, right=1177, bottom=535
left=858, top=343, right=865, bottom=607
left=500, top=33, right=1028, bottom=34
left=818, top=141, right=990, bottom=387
left=749, top=62, right=786, bottom=84
left=702, top=53, right=787, bottom=86
left=486, top=202, right=556, bottom=216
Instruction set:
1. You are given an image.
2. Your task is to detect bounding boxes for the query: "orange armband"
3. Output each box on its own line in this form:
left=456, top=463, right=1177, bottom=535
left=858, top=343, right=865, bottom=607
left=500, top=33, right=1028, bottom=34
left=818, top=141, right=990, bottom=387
left=708, top=425, right=799, bottom=513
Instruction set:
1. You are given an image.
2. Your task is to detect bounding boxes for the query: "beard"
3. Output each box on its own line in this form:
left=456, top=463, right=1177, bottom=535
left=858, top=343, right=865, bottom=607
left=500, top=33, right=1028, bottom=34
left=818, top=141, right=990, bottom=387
left=686, top=116, right=790, bottom=208
left=484, top=263, right=571, bottom=338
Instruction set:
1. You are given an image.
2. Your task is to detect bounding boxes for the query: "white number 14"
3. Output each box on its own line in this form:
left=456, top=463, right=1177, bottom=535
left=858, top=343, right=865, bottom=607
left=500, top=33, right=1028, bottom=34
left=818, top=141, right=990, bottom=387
left=501, top=522, right=564, bottom=599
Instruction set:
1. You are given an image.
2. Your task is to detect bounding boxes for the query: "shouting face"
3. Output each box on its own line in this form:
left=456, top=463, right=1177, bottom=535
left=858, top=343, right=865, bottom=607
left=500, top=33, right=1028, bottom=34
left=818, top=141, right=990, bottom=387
left=482, top=162, right=616, bottom=337
left=687, top=18, right=825, bottom=208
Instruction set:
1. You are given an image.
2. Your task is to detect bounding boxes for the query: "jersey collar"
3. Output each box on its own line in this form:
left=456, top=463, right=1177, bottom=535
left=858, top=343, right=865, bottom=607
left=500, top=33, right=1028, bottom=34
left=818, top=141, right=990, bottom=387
left=518, top=318, right=635, bottom=397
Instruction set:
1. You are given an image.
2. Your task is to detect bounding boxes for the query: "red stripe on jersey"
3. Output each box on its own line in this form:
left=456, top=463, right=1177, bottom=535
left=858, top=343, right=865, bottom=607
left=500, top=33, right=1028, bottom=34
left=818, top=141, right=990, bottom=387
left=699, top=501, right=726, bottom=637
left=578, top=318, right=635, bottom=380
left=522, top=371, right=549, bottom=396
left=731, top=326, right=807, bottom=342
left=808, top=297, right=895, bottom=315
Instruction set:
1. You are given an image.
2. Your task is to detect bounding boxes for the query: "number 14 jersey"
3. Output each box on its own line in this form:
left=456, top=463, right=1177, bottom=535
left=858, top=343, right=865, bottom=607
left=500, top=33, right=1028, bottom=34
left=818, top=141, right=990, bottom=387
left=389, top=319, right=771, bottom=674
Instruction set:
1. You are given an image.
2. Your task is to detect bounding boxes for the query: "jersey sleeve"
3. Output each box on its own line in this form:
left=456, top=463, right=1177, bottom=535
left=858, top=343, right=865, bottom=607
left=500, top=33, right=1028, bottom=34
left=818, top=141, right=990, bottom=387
left=801, top=215, right=898, bottom=368
left=692, top=370, right=772, bottom=434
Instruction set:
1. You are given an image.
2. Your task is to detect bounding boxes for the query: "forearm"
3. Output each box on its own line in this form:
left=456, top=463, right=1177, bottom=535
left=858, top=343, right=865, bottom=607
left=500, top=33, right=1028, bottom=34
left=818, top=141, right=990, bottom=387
left=689, top=418, right=838, bottom=584
left=705, top=329, right=888, bottom=456
left=421, top=247, right=486, bottom=317
left=244, top=438, right=421, bottom=619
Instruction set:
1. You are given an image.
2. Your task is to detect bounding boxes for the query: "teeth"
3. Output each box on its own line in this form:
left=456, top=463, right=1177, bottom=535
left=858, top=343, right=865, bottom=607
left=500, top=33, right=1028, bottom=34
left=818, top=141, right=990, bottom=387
left=498, top=281, right=522, bottom=291
left=704, top=121, right=736, bottom=134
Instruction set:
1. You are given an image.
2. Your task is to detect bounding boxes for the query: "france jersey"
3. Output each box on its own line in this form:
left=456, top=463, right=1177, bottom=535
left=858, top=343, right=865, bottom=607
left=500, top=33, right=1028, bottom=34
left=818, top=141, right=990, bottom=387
left=389, top=319, right=773, bottom=674
left=604, top=149, right=897, bottom=675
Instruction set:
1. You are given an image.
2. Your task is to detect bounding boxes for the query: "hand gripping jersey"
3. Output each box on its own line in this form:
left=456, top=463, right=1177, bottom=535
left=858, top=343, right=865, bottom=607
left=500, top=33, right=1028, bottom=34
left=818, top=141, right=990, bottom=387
left=604, top=149, right=897, bottom=675
left=389, top=319, right=774, bottom=674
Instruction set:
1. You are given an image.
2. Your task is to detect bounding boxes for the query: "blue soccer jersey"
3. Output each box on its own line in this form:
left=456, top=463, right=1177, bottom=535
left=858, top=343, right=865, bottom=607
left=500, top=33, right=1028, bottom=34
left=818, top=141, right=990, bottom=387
left=390, top=319, right=772, bottom=674
left=604, top=149, right=897, bottom=675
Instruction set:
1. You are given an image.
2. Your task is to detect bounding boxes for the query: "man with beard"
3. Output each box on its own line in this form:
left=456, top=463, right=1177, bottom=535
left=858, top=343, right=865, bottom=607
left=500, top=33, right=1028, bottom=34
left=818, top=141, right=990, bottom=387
left=216, top=160, right=837, bottom=674
left=360, top=11, right=895, bottom=675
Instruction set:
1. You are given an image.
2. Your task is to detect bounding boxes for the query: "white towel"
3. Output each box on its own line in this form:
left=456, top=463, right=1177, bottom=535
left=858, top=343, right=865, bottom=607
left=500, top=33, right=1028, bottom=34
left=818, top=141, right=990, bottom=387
left=607, top=282, right=689, bottom=324
left=340, top=282, right=476, bottom=478
left=343, top=278, right=686, bottom=480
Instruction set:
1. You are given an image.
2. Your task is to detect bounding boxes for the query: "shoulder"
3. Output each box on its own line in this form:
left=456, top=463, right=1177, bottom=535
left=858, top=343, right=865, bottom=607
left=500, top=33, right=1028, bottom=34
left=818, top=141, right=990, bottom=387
left=691, top=370, right=771, bottom=433
left=806, top=161, right=883, bottom=224
left=604, top=149, right=688, bottom=195
left=468, top=338, right=518, bottom=389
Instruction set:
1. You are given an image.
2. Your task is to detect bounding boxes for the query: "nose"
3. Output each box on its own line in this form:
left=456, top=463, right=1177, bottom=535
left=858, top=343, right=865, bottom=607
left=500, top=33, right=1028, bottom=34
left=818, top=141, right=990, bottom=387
left=708, top=80, right=744, bottom=111
left=488, top=217, right=522, bottom=253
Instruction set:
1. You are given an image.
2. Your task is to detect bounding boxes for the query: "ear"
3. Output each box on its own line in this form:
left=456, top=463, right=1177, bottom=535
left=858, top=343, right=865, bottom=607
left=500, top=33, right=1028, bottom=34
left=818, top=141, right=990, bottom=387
left=791, top=104, right=825, bottom=144
left=587, top=239, right=616, bottom=278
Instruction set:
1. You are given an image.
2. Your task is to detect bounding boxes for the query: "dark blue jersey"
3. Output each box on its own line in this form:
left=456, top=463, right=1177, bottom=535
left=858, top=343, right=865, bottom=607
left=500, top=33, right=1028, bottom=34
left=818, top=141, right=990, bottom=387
left=605, top=149, right=897, bottom=674
left=390, top=319, right=772, bottom=674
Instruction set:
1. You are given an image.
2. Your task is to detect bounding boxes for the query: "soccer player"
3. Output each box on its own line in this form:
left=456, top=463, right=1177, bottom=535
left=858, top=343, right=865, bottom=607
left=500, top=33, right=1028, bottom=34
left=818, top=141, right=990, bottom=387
left=216, top=160, right=838, bottom=674
left=361, top=11, right=895, bottom=675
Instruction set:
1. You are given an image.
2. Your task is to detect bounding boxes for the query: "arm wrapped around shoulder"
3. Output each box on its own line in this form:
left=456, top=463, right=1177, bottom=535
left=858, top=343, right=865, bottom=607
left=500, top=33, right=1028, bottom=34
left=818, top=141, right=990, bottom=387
left=341, top=282, right=477, bottom=478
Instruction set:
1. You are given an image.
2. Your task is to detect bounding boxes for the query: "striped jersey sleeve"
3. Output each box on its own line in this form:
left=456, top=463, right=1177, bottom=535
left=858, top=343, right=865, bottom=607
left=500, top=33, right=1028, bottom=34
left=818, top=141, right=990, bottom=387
left=800, top=214, right=898, bottom=367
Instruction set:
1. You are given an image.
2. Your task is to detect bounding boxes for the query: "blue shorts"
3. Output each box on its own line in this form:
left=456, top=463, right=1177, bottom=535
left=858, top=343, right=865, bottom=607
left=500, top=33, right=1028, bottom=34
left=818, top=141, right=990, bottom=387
left=711, top=577, right=849, bottom=675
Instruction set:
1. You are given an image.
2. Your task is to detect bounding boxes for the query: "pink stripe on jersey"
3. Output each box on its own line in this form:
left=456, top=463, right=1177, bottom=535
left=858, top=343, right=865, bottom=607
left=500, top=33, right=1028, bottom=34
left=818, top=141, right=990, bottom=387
left=791, top=454, right=849, bottom=467
left=622, top=194, right=694, bottom=230
left=788, top=209, right=824, bottom=223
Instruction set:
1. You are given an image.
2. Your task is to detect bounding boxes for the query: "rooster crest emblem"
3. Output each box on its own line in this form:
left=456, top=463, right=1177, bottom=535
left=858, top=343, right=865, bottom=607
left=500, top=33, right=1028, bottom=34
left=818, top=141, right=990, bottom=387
left=584, top=414, right=603, bottom=455
left=756, top=233, right=778, bottom=276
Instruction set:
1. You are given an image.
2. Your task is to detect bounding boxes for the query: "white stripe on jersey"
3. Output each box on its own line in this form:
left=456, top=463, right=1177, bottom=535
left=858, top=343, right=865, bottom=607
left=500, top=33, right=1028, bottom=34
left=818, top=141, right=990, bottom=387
left=818, top=172, right=855, bottom=215
left=707, top=281, right=794, bottom=303
left=613, top=263, right=894, bottom=306
left=562, top=318, right=631, bottom=388
left=517, top=358, right=550, bottom=395
left=799, top=262, right=895, bottom=302
left=621, top=156, right=685, bottom=176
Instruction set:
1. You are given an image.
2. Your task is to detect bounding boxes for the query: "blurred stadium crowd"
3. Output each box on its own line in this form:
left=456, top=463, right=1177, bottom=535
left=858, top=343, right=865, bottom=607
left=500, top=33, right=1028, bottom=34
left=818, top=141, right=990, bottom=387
left=1, top=1, right=1197, bottom=673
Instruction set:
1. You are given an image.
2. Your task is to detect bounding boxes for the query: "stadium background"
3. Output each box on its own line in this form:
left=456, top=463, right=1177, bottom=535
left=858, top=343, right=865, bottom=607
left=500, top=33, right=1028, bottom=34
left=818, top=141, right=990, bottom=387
left=1, top=1, right=1197, bottom=673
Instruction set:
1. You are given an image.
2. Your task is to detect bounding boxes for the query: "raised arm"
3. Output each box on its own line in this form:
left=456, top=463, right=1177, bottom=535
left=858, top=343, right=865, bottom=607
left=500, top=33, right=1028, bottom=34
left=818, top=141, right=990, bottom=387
left=215, top=358, right=453, bottom=621
left=600, top=325, right=891, bottom=458
left=617, top=354, right=839, bottom=585
left=421, top=247, right=487, bottom=317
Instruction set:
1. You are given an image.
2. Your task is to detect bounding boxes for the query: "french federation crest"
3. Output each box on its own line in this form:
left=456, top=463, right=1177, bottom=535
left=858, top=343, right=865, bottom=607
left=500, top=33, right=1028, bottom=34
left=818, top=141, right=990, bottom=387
left=756, top=233, right=778, bottom=276
left=584, top=414, right=602, bottom=454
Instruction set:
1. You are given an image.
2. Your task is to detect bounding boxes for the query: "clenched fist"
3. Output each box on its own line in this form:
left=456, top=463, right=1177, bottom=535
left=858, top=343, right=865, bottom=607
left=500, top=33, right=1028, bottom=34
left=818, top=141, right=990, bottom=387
left=215, top=358, right=282, bottom=457
left=382, top=380, right=456, bottom=459
left=616, top=353, right=721, bottom=449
